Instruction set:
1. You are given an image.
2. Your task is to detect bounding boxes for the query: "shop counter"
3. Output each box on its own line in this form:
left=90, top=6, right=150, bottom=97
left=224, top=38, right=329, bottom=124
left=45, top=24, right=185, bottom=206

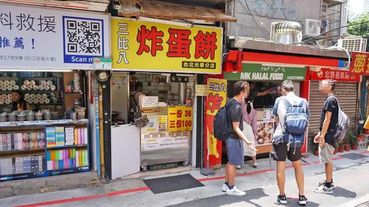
left=140, top=105, right=192, bottom=170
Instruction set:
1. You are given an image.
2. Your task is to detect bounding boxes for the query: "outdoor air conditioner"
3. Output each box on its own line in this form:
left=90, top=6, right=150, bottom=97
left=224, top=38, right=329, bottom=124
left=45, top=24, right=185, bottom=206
left=302, top=19, right=321, bottom=37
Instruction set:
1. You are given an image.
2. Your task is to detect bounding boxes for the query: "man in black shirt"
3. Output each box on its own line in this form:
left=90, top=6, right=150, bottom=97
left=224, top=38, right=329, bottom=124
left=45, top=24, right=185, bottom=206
left=314, top=80, right=339, bottom=194
left=221, top=81, right=255, bottom=196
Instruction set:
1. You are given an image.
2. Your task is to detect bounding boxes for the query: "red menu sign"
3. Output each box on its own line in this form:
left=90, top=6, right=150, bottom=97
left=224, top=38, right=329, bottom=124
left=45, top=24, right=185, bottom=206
left=310, top=68, right=361, bottom=82
left=350, top=52, right=369, bottom=75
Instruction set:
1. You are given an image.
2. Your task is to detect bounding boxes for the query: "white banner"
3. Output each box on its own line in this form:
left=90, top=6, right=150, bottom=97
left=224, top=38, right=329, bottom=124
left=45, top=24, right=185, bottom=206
left=0, top=3, right=110, bottom=70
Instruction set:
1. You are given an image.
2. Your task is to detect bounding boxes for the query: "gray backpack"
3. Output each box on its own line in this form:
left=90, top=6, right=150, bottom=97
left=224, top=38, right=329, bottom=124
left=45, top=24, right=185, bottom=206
left=329, top=96, right=350, bottom=142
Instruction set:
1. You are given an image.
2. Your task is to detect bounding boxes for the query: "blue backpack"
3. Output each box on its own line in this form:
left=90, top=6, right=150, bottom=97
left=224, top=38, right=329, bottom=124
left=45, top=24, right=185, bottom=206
left=282, top=98, right=309, bottom=143
left=214, top=103, right=231, bottom=141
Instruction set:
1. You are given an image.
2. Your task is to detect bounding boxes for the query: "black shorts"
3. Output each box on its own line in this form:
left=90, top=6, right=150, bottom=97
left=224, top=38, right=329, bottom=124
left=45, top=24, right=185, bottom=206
left=273, top=143, right=302, bottom=162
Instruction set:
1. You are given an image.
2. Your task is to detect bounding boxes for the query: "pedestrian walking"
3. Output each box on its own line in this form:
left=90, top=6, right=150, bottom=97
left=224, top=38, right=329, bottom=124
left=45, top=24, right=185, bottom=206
left=221, top=81, right=256, bottom=196
left=241, top=98, right=258, bottom=168
left=272, top=80, right=309, bottom=205
left=314, top=79, right=339, bottom=194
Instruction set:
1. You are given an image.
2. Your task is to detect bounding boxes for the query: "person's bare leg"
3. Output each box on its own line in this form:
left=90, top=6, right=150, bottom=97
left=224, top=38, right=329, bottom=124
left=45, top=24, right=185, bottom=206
left=252, top=156, right=257, bottom=165
left=325, top=162, right=333, bottom=183
left=228, top=163, right=237, bottom=186
left=225, top=163, right=229, bottom=184
left=276, top=161, right=286, bottom=195
left=292, top=160, right=305, bottom=195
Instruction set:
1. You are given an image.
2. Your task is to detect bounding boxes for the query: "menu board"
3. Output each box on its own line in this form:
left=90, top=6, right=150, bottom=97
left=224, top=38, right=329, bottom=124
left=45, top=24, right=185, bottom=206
left=167, top=106, right=193, bottom=132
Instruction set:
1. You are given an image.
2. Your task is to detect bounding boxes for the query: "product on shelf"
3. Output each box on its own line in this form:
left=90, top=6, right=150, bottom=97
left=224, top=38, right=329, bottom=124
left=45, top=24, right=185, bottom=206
left=46, top=127, right=56, bottom=147
left=0, top=158, right=12, bottom=175
left=76, top=149, right=88, bottom=168
left=0, top=155, right=43, bottom=176
left=55, top=127, right=65, bottom=147
left=0, top=132, right=45, bottom=151
left=65, top=127, right=74, bottom=146
left=74, top=128, right=88, bottom=145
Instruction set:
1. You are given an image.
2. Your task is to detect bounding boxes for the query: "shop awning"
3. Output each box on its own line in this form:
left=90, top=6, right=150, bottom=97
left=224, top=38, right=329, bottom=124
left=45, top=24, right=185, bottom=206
left=116, top=0, right=237, bottom=22
left=229, top=38, right=349, bottom=59
left=0, top=0, right=109, bottom=12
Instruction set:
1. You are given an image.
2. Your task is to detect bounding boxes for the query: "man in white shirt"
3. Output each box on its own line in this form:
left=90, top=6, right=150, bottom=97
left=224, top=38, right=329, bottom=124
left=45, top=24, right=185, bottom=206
left=272, top=80, right=309, bottom=206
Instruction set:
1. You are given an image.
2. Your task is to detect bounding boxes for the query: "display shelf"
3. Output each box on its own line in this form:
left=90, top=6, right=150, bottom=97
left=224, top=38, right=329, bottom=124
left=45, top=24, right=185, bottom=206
left=0, top=119, right=88, bottom=128
left=0, top=171, right=47, bottom=182
left=47, top=166, right=89, bottom=176
left=0, top=149, right=45, bottom=157
left=47, top=145, right=87, bottom=150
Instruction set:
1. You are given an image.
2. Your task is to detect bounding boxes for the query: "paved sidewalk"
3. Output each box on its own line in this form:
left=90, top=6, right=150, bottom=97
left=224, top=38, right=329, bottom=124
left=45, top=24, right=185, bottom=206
left=0, top=150, right=369, bottom=207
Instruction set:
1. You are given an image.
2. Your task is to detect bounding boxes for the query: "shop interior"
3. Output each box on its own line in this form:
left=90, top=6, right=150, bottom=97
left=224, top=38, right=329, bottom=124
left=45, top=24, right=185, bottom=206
left=0, top=71, right=90, bottom=181
left=110, top=72, right=195, bottom=178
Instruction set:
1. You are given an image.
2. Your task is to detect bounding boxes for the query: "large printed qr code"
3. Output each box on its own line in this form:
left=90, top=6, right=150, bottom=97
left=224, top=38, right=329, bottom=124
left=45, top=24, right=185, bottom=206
left=63, top=17, right=104, bottom=57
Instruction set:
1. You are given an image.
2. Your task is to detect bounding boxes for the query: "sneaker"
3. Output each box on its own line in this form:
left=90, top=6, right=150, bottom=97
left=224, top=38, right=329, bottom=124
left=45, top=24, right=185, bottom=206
left=314, top=184, right=334, bottom=194
left=298, top=195, right=308, bottom=206
left=319, top=181, right=335, bottom=189
left=251, top=163, right=258, bottom=168
left=277, top=194, right=288, bottom=204
left=222, top=183, right=228, bottom=192
left=236, top=165, right=242, bottom=169
left=226, top=186, right=246, bottom=196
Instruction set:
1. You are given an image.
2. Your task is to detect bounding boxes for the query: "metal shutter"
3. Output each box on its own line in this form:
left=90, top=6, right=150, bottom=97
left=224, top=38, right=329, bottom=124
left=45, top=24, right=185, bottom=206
left=308, top=81, right=358, bottom=142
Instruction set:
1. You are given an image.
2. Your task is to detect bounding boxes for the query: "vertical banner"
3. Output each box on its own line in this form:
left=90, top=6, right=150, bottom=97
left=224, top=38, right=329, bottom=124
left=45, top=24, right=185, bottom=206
left=204, top=78, right=227, bottom=168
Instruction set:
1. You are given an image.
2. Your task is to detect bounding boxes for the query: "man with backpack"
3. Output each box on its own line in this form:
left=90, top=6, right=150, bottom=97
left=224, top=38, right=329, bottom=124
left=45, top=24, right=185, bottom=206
left=314, top=79, right=344, bottom=194
left=215, top=81, right=255, bottom=196
left=272, top=80, right=309, bottom=205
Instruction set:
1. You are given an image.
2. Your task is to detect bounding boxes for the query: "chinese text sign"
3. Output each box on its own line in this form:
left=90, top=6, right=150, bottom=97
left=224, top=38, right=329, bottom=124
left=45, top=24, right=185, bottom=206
left=0, top=4, right=110, bottom=69
left=111, top=17, right=222, bottom=74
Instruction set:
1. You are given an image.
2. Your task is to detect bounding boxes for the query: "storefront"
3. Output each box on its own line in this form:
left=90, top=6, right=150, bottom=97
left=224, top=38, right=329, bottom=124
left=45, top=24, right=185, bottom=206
left=308, top=68, right=361, bottom=142
left=109, top=17, right=223, bottom=178
left=204, top=45, right=349, bottom=168
left=223, top=63, right=307, bottom=162
left=0, top=3, right=110, bottom=181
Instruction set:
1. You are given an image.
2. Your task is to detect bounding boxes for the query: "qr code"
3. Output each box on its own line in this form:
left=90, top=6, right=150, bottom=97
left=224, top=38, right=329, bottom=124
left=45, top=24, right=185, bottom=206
left=63, top=17, right=103, bottom=56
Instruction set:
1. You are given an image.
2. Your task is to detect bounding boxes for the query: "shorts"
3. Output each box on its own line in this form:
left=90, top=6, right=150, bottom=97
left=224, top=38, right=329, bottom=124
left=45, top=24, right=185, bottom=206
left=225, top=138, right=244, bottom=166
left=319, top=143, right=335, bottom=163
left=273, top=143, right=302, bottom=162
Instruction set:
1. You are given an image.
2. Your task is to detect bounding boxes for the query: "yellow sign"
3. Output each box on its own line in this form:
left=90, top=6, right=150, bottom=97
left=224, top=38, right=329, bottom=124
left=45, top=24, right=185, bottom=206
left=205, top=78, right=227, bottom=159
left=167, top=106, right=193, bottom=132
left=111, top=17, right=222, bottom=74
left=206, top=78, right=227, bottom=116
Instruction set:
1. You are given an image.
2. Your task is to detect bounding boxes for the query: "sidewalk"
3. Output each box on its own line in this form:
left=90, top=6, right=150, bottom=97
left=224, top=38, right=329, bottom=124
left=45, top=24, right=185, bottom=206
left=1, top=149, right=369, bottom=207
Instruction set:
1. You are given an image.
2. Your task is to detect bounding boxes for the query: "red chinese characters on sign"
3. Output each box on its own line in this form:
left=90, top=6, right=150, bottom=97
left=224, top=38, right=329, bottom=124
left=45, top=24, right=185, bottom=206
left=194, top=31, right=217, bottom=60
left=166, top=29, right=191, bottom=59
left=350, top=52, right=369, bottom=75
left=310, top=68, right=360, bottom=82
left=136, top=25, right=164, bottom=56
left=135, top=26, right=218, bottom=60
left=207, top=93, right=224, bottom=114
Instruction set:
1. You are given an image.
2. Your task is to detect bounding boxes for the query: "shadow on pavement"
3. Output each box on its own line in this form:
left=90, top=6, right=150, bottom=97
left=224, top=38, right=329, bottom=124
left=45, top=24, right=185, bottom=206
left=167, top=188, right=268, bottom=207
left=328, top=187, right=357, bottom=198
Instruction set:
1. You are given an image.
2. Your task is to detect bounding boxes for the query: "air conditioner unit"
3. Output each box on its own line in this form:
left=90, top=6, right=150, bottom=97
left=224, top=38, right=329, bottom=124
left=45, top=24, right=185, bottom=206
left=302, top=19, right=321, bottom=37
left=338, top=38, right=368, bottom=52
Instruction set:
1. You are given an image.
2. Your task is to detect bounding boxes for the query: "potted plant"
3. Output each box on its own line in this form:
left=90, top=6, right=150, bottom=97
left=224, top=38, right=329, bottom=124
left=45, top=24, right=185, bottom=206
left=349, top=132, right=359, bottom=150
left=343, top=136, right=351, bottom=151
left=337, top=142, right=344, bottom=153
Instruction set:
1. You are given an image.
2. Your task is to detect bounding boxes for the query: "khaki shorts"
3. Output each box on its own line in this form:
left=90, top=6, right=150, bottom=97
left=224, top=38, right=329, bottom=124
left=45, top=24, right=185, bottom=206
left=319, top=143, right=335, bottom=163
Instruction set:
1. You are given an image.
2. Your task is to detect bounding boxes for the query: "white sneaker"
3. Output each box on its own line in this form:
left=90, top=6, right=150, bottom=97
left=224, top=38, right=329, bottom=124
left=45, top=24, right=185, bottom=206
left=222, top=184, right=228, bottom=192
left=226, top=186, right=246, bottom=196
